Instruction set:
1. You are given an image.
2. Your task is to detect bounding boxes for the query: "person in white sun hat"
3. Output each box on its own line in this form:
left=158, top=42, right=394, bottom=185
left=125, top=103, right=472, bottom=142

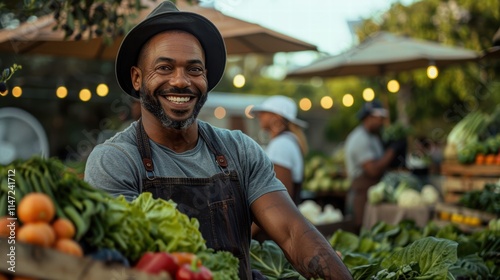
left=251, top=95, right=309, bottom=205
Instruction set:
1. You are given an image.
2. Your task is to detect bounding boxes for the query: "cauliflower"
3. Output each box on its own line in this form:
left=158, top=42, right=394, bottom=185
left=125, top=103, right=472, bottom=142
left=368, top=182, right=386, bottom=205
left=397, top=188, right=423, bottom=208
left=421, top=184, right=440, bottom=205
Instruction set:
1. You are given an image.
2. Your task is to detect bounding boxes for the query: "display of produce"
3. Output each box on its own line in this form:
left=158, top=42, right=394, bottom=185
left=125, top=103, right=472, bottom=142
left=366, top=171, right=440, bottom=207
left=445, top=105, right=500, bottom=163
left=458, top=181, right=500, bottom=215
left=303, top=154, right=350, bottom=193
left=297, top=200, right=343, bottom=225
left=0, top=157, right=239, bottom=280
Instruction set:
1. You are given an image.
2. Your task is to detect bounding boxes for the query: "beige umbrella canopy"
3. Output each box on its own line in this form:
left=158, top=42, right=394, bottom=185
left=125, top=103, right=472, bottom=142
left=0, top=0, right=317, bottom=60
left=287, top=31, right=479, bottom=78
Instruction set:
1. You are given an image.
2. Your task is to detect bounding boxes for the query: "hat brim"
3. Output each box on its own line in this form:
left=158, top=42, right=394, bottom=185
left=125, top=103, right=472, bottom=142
left=116, top=10, right=226, bottom=98
left=251, top=106, right=308, bottom=128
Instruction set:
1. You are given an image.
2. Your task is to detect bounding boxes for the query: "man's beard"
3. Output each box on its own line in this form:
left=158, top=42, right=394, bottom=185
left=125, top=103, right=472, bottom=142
left=139, top=85, right=207, bottom=130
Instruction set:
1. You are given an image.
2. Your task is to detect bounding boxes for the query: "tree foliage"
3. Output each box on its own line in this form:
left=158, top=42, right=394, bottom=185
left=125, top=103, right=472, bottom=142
left=0, top=0, right=192, bottom=41
left=353, top=0, right=500, bottom=139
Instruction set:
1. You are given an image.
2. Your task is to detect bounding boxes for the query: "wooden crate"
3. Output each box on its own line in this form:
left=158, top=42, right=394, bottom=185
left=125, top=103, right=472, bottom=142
left=0, top=238, right=171, bottom=280
left=440, top=161, right=500, bottom=203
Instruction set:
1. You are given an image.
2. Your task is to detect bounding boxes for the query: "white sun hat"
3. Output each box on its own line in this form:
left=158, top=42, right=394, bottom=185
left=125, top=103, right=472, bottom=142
left=251, top=95, right=308, bottom=128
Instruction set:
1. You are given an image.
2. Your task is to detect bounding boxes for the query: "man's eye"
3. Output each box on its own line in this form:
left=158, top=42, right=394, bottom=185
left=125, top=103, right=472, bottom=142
left=157, top=65, right=172, bottom=71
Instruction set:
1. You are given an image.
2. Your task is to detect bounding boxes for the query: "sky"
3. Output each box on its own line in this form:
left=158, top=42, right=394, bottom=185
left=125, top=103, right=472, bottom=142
left=207, top=0, right=417, bottom=56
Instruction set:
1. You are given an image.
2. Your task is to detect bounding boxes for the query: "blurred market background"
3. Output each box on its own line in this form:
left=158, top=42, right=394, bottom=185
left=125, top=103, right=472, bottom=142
left=1, top=1, right=500, bottom=278
left=1, top=0, right=499, bottom=209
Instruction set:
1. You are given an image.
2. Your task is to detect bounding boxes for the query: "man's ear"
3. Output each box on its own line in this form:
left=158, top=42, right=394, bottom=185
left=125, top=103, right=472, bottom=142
left=131, top=66, right=141, bottom=91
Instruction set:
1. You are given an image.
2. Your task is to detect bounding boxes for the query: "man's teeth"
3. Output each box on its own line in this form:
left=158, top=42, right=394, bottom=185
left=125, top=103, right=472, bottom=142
left=166, top=96, right=191, bottom=104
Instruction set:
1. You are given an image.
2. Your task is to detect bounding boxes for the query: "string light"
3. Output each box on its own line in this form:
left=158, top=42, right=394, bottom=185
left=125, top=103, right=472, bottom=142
left=214, top=106, right=226, bottom=119
left=56, top=86, right=68, bottom=98
left=233, top=74, right=245, bottom=88
left=12, top=86, right=22, bottom=98
left=387, top=80, right=400, bottom=93
left=427, top=62, right=438, bottom=79
left=96, top=83, right=109, bottom=97
left=342, top=94, right=354, bottom=107
left=79, top=88, right=92, bottom=102
left=362, top=88, right=375, bottom=101
left=299, top=98, right=312, bottom=111
left=320, top=96, right=334, bottom=109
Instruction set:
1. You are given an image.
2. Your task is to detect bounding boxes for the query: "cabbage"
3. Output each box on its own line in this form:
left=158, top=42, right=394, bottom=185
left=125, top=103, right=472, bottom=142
left=421, top=184, right=440, bottom=205
left=368, top=182, right=386, bottom=205
left=397, top=189, right=423, bottom=208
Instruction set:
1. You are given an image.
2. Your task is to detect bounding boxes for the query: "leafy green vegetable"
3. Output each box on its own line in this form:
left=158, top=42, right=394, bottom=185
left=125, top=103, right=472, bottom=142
left=381, top=237, right=458, bottom=280
left=133, top=192, right=207, bottom=253
left=249, top=240, right=305, bottom=280
left=197, top=249, right=239, bottom=280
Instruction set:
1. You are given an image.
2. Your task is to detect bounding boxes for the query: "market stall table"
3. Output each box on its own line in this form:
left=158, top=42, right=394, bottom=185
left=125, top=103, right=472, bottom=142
left=362, top=203, right=433, bottom=229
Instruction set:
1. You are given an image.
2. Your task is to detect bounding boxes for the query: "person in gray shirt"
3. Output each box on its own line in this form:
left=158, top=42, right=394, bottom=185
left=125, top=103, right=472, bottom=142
left=344, top=100, right=405, bottom=231
left=84, top=1, right=352, bottom=279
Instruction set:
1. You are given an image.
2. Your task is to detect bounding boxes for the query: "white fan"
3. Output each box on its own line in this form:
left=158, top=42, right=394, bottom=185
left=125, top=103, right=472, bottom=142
left=0, top=107, right=49, bottom=165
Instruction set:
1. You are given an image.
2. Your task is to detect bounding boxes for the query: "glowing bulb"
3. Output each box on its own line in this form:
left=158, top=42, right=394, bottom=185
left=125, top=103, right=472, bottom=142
left=214, top=106, right=226, bottom=119
left=12, top=86, right=22, bottom=98
left=79, top=88, right=92, bottom=102
left=233, top=74, right=245, bottom=88
left=320, top=96, right=334, bottom=109
left=56, top=86, right=68, bottom=98
left=343, top=94, right=354, bottom=107
left=387, top=80, right=400, bottom=93
left=299, top=98, right=312, bottom=111
left=362, top=88, right=375, bottom=101
left=427, top=65, right=438, bottom=79
left=96, top=83, right=109, bottom=97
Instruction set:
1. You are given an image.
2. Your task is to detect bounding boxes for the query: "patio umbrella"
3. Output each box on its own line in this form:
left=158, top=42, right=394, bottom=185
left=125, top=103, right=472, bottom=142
left=0, top=0, right=317, bottom=60
left=286, top=31, right=479, bottom=78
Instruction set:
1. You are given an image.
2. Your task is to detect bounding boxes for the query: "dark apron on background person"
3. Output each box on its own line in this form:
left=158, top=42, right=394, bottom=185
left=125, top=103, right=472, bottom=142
left=135, top=121, right=253, bottom=279
left=345, top=173, right=381, bottom=231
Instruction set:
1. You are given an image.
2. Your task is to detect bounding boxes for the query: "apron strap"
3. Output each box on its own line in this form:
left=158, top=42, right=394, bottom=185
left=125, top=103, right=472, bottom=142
left=198, top=123, right=229, bottom=171
left=135, top=119, right=155, bottom=179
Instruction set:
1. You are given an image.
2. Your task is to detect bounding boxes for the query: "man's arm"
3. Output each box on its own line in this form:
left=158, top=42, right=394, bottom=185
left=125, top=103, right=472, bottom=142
left=362, top=148, right=396, bottom=179
left=251, top=191, right=353, bottom=280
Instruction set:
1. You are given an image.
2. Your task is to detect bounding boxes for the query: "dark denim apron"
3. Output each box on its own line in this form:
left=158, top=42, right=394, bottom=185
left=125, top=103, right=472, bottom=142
left=135, top=121, right=252, bottom=279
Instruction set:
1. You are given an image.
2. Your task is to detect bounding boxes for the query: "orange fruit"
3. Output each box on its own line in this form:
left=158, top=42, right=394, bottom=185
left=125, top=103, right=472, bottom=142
left=17, top=222, right=55, bottom=247
left=18, top=193, right=55, bottom=224
left=52, top=218, right=76, bottom=240
left=0, top=215, right=18, bottom=237
left=54, top=238, right=83, bottom=257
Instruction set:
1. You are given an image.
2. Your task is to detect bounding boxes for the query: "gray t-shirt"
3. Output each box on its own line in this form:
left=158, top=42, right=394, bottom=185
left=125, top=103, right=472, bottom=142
left=345, top=125, right=384, bottom=179
left=84, top=120, right=286, bottom=203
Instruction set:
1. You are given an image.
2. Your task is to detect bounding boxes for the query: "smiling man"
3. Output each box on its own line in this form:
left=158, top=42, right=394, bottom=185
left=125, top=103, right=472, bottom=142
left=84, top=1, right=353, bottom=279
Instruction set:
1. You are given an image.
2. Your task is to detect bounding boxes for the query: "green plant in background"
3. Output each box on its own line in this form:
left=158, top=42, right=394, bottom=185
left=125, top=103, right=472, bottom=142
left=0, top=63, right=22, bottom=95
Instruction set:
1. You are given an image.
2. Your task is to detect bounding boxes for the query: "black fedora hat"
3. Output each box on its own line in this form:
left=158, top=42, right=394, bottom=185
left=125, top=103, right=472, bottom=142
left=115, top=0, right=226, bottom=98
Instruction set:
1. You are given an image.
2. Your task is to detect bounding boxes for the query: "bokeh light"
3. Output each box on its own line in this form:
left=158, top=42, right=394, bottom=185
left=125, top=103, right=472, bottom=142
left=343, top=94, right=354, bottom=107
left=214, top=106, right=226, bottom=119
left=233, top=74, right=246, bottom=88
left=320, top=96, right=334, bottom=109
left=387, top=80, right=400, bottom=93
left=362, top=88, right=375, bottom=101
left=427, top=65, right=438, bottom=79
left=96, top=83, right=109, bottom=97
left=299, top=98, right=312, bottom=111
left=12, top=86, right=22, bottom=98
left=56, top=86, right=68, bottom=99
left=79, top=88, right=92, bottom=102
